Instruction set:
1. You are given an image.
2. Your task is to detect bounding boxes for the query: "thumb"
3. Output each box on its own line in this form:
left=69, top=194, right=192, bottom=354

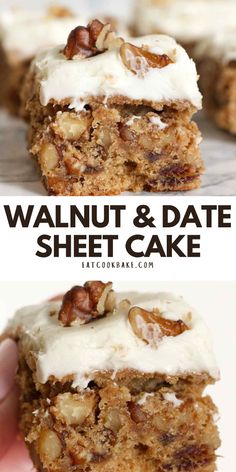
left=0, top=339, right=18, bottom=401
left=0, top=386, right=18, bottom=459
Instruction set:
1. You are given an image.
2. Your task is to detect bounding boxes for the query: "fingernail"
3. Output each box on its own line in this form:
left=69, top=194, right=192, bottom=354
left=0, top=339, right=18, bottom=402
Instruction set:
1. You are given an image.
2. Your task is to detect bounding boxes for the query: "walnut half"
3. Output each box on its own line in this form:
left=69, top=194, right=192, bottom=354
left=58, top=281, right=116, bottom=326
left=63, top=19, right=123, bottom=60
left=120, top=43, right=173, bottom=77
left=128, top=307, right=188, bottom=347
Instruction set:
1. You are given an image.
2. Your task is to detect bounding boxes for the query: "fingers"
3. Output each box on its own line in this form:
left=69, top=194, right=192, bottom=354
left=0, top=385, right=18, bottom=459
left=0, top=437, right=34, bottom=472
left=0, top=339, right=18, bottom=401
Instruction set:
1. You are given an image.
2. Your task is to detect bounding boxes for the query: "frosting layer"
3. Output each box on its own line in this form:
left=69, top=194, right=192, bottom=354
left=0, top=10, right=87, bottom=60
left=135, top=0, right=236, bottom=42
left=33, top=35, right=202, bottom=110
left=9, top=291, right=219, bottom=388
left=195, top=29, right=236, bottom=63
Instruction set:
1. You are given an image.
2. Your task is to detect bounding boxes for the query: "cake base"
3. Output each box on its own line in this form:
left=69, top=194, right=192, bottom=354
left=24, top=87, right=204, bottom=195
left=18, top=355, right=220, bottom=472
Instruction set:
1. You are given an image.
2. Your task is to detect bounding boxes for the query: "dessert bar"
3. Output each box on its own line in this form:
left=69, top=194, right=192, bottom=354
left=23, top=20, right=203, bottom=195
left=135, top=0, right=236, bottom=57
left=7, top=281, right=220, bottom=472
left=195, top=30, right=236, bottom=134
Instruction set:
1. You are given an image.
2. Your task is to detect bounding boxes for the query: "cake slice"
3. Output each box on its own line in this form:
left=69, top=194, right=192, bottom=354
left=195, top=30, right=236, bottom=134
left=0, top=7, right=88, bottom=115
left=22, top=20, right=203, bottom=196
left=7, top=281, right=220, bottom=472
left=135, top=0, right=236, bottom=57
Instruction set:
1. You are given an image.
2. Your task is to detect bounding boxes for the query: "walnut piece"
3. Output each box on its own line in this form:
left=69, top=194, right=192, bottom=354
left=128, top=307, right=188, bottom=347
left=52, top=392, right=96, bottom=425
left=63, top=19, right=123, bottom=60
left=104, top=408, right=122, bottom=433
left=55, top=112, right=90, bottom=140
left=38, top=429, right=62, bottom=463
left=120, top=43, right=173, bottom=77
left=39, top=143, right=60, bottom=173
left=58, top=281, right=116, bottom=326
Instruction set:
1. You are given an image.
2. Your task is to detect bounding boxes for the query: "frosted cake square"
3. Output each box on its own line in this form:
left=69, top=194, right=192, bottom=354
left=195, top=30, right=236, bottom=135
left=7, top=281, right=220, bottom=472
left=135, top=0, right=236, bottom=57
left=22, top=20, right=204, bottom=196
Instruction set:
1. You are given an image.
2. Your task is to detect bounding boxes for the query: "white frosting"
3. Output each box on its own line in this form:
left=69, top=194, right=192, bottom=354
left=9, top=291, right=219, bottom=389
left=162, top=392, right=183, bottom=407
left=149, top=115, right=167, bottom=129
left=136, top=0, right=236, bottom=42
left=33, top=34, right=202, bottom=110
left=194, top=29, right=236, bottom=63
left=0, top=10, right=88, bottom=60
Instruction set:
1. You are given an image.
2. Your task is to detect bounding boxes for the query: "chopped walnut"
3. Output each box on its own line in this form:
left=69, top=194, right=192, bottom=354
left=64, top=19, right=123, bottom=60
left=38, top=429, right=62, bottom=463
left=128, top=307, right=188, bottom=347
left=58, top=281, right=116, bottom=326
left=51, top=392, right=96, bottom=426
left=120, top=42, right=173, bottom=77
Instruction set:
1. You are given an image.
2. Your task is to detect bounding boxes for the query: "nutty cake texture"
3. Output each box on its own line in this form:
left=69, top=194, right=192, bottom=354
left=134, top=0, right=236, bottom=58
left=7, top=282, right=220, bottom=472
left=22, top=20, right=204, bottom=196
left=195, top=31, right=236, bottom=135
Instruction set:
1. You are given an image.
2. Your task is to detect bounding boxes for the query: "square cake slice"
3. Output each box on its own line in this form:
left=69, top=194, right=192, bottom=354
left=195, top=30, right=236, bottom=135
left=7, top=281, right=220, bottom=472
left=22, top=20, right=204, bottom=195
left=134, top=0, right=236, bottom=57
left=0, top=7, right=88, bottom=115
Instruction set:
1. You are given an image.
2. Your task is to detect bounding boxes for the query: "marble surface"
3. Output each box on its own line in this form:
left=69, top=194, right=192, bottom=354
left=0, top=110, right=235, bottom=196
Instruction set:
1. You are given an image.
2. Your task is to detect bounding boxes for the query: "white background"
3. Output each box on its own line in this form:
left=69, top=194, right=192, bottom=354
left=0, top=280, right=235, bottom=471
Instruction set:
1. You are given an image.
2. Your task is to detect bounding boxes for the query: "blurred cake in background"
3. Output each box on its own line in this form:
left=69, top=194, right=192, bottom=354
left=0, top=6, right=88, bottom=115
left=195, top=29, right=236, bottom=135
left=135, top=0, right=236, bottom=56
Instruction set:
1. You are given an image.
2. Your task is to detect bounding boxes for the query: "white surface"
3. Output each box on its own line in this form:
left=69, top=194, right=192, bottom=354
left=135, top=0, right=236, bottom=41
left=0, top=111, right=235, bottom=196
left=0, top=280, right=235, bottom=471
left=8, top=291, right=219, bottom=388
left=34, top=35, right=201, bottom=110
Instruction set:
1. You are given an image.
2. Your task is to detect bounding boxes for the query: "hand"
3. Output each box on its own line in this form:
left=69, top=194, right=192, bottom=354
left=0, top=339, right=33, bottom=471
